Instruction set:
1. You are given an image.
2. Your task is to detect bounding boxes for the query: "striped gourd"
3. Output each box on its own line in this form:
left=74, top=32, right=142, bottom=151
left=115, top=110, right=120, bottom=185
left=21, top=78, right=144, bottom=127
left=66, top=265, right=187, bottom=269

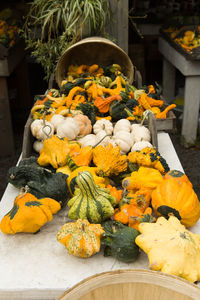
left=68, top=171, right=117, bottom=223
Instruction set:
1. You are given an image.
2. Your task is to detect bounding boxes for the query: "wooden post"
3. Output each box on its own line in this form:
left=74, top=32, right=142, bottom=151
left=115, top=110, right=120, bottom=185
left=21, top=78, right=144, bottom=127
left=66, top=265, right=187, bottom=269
left=108, top=0, right=129, bottom=53
left=0, top=77, right=14, bottom=156
left=162, top=58, right=176, bottom=104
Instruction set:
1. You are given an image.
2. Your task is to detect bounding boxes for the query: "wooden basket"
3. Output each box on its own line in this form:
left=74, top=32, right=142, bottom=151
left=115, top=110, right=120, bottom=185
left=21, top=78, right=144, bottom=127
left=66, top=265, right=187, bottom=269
left=55, top=37, right=134, bottom=87
left=58, top=269, right=200, bottom=300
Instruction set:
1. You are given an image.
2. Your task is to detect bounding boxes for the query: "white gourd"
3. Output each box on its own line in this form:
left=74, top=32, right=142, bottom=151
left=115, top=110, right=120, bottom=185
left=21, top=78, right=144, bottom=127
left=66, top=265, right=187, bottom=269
left=113, top=131, right=134, bottom=154
left=95, top=130, right=111, bottom=147
left=131, top=141, right=153, bottom=152
left=57, top=117, right=80, bottom=140
left=33, top=140, right=44, bottom=153
left=93, top=119, right=113, bottom=135
left=79, top=134, right=96, bottom=148
left=50, top=114, right=65, bottom=131
left=114, top=119, right=132, bottom=134
left=131, top=124, right=151, bottom=142
left=31, top=119, right=54, bottom=140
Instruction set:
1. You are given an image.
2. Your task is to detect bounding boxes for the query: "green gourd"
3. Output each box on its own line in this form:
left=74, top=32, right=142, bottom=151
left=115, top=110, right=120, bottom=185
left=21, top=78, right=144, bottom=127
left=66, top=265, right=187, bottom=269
left=68, top=171, right=117, bottom=223
left=101, top=220, right=140, bottom=263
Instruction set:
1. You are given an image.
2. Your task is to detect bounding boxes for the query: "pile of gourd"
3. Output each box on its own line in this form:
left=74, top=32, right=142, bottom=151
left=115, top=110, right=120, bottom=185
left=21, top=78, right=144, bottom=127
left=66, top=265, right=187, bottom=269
left=1, top=64, right=200, bottom=284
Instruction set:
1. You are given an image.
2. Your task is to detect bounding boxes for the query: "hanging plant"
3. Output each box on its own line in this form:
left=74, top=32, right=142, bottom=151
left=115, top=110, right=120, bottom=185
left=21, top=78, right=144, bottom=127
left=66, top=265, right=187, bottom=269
left=22, top=0, right=111, bottom=80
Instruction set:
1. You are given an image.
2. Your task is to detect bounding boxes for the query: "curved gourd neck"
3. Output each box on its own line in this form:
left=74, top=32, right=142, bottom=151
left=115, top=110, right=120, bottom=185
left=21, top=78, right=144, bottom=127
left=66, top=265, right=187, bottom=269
left=76, top=171, right=98, bottom=196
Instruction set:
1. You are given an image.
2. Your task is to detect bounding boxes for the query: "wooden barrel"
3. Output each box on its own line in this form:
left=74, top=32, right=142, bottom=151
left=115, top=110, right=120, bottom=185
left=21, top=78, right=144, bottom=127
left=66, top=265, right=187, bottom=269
left=55, top=37, right=134, bottom=87
left=58, top=269, right=200, bottom=300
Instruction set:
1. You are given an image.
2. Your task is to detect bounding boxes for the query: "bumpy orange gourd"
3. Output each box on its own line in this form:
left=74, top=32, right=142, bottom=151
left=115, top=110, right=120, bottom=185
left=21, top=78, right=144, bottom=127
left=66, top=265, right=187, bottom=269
left=164, top=169, right=192, bottom=187
left=152, top=178, right=200, bottom=227
left=0, top=193, right=61, bottom=234
left=57, top=219, right=104, bottom=258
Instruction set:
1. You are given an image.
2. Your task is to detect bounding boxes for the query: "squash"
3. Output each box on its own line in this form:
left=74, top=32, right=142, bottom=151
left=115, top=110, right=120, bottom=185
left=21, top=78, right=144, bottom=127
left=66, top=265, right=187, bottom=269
left=151, top=178, right=200, bottom=228
left=67, top=171, right=117, bottom=223
left=67, top=166, right=110, bottom=195
left=8, top=157, right=69, bottom=205
left=131, top=141, right=153, bottom=152
left=164, top=169, right=192, bottom=187
left=113, top=119, right=132, bottom=134
left=131, top=124, right=151, bottom=142
left=50, top=114, right=65, bottom=131
left=135, top=216, right=200, bottom=282
left=57, top=117, right=80, bottom=140
left=78, top=134, right=96, bottom=147
left=0, top=193, right=61, bottom=234
left=95, top=130, right=112, bottom=147
left=101, top=220, right=140, bottom=263
left=33, top=140, right=44, bottom=153
left=93, top=119, right=113, bottom=135
left=122, top=166, right=164, bottom=191
left=106, top=185, right=123, bottom=204
left=73, top=114, right=92, bottom=137
left=113, top=130, right=134, bottom=154
left=31, top=119, right=55, bottom=140
left=67, top=146, right=93, bottom=169
left=57, top=219, right=104, bottom=258
left=37, top=135, right=70, bottom=168
left=93, top=144, right=127, bottom=177
left=128, top=147, right=170, bottom=174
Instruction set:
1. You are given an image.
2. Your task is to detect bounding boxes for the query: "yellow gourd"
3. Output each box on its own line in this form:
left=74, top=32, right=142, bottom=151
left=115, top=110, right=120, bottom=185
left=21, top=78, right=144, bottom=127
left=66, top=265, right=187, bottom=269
left=135, top=216, right=200, bottom=282
left=0, top=193, right=61, bottom=234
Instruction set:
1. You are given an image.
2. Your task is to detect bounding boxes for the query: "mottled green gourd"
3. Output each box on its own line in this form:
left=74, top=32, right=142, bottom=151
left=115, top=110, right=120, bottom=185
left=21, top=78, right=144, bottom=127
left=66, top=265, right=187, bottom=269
left=68, top=171, right=117, bottom=223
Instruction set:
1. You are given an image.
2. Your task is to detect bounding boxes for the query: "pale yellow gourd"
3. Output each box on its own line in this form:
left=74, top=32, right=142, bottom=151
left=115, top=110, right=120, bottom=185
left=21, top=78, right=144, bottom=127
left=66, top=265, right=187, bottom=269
left=135, top=216, right=200, bottom=282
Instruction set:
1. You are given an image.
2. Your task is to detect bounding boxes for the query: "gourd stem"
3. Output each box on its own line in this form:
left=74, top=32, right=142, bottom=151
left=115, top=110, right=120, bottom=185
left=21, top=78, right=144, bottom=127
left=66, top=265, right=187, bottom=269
left=93, top=134, right=112, bottom=148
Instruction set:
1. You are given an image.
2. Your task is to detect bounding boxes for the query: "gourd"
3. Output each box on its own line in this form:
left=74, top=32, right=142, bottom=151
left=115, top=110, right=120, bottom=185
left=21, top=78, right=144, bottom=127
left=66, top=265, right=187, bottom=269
left=37, top=135, right=70, bottom=168
left=131, top=124, right=151, bottom=142
left=33, top=140, right=44, bottom=153
left=122, top=166, right=164, bottom=191
left=57, top=117, right=80, bottom=140
left=78, top=134, right=96, bottom=148
left=67, top=171, right=117, bottom=223
left=73, top=114, right=92, bottom=137
left=95, top=131, right=111, bottom=147
left=135, top=216, right=200, bottom=282
left=93, top=144, right=127, bottom=177
left=131, top=141, right=153, bottom=152
left=50, top=114, right=65, bottom=131
left=164, top=169, right=192, bottom=187
left=57, top=219, right=104, bottom=258
left=93, top=119, right=113, bottom=135
left=0, top=193, right=61, bottom=234
left=101, top=220, right=140, bottom=263
left=31, top=119, right=54, bottom=140
left=113, top=131, right=134, bottom=154
left=151, top=177, right=200, bottom=228
left=67, top=166, right=110, bottom=195
left=113, top=119, right=131, bottom=134
left=67, top=146, right=93, bottom=169
left=8, top=157, right=69, bottom=205
left=128, top=147, right=170, bottom=174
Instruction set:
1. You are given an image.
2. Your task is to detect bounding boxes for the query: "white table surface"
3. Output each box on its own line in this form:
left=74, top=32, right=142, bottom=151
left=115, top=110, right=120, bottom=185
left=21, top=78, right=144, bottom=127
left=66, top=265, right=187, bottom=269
left=0, top=132, right=199, bottom=300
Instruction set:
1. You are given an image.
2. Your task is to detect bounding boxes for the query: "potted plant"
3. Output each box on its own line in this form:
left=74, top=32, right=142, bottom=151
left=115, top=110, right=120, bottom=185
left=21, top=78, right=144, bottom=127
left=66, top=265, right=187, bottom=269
left=22, top=0, right=111, bottom=81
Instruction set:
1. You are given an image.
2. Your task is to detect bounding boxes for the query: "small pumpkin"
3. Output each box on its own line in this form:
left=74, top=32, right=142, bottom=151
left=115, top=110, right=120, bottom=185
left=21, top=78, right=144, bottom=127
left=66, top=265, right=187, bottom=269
left=73, top=114, right=92, bottom=137
left=78, top=134, right=96, bottom=148
left=164, top=170, right=192, bottom=187
left=151, top=177, right=200, bottom=228
left=113, top=130, right=135, bottom=154
left=131, top=141, right=153, bottom=152
left=93, top=119, right=113, bottom=135
left=57, top=117, right=80, bottom=140
left=50, top=114, right=65, bottom=131
left=0, top=193, right=61, bottom=234
left=31, top=119, right=54, bottom=140
left=113, top=119, right=132, bottom=134
left=68, top=171, right=117, bottom=223
left=57, top=219, right=104, bottom=258
left=131, top=124, right=151, bottom=143
left=135, top=216, right=200, bottom=282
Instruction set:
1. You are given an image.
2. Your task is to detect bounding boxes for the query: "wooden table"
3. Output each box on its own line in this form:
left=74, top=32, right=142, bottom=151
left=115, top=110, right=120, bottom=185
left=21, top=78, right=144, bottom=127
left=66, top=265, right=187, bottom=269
left=0, top=41, right=31, bottom=156
left=0, top=132, right=198, bottom=300
left=159, top=37, right=200, bottom=145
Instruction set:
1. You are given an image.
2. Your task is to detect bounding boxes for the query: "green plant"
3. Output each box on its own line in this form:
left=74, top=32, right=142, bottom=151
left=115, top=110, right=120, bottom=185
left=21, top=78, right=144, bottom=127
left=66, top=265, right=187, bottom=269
left=22, top=0, right=111, bottom=80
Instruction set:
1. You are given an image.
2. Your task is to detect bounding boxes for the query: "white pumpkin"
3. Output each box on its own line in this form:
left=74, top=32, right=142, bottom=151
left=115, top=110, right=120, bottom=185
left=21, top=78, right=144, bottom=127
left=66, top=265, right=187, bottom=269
left=31, top=119, right=54, bottom=140
left=33, top=140, right=44, bottom=153
left=114, top=119, right=132, bottom=134
left=50, top=114, right=65, bottom=131
left=93, top=119, right=113, bottom=135
left=95, top=130, right=111, bottom=147
left=57, top=117, right=80, bottom=140
left=131, top=124, right=151, bottom=142
left=78, top=134, right=96, bottom=148
left=113, top=131, right=134, bottom=154
left=131, top=141, right=153, bottom=152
